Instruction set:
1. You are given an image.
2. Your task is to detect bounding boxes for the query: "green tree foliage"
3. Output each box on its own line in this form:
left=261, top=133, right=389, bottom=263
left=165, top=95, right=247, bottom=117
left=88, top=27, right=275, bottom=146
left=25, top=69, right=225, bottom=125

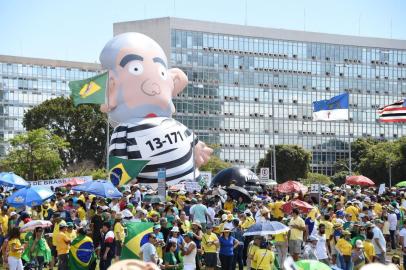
left=358, top=138, right=406, bottom=185
left=350, top=138, right=380, bottom=171
left=258, top=145, right=311, bottom=182
left=302, top=172, right=332, bottom=186
left=331, top=171, right=349, bottom=186
left=200, top=155, right=232, bottom=175
left=23, top=97, right=107, bottom=168
left=0, top=128, right=69, bottom=180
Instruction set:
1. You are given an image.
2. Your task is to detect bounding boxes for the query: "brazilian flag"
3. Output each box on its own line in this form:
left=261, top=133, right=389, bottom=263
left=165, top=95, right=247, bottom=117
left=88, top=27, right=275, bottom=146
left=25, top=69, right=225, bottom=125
left=121, top=222, right=154, bottom=259
left=68, top=234, right=95, bottom=270
left=69, top=72, right=108, bottom=106
left=109, top=156, right=149, bottom=186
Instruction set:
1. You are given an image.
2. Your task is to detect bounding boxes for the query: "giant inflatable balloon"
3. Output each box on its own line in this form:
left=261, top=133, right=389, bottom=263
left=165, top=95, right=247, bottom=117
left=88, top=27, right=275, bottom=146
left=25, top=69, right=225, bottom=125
left=99, top=33, right=213, bottom=184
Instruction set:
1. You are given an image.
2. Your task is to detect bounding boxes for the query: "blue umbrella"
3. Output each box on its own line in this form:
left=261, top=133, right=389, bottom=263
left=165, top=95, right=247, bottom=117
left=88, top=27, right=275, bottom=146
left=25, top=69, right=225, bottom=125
left=0, top=172, right=29, bottom=189
left=6, top=186, right=54, bottom=207
left=72, top=180, right=122, bottom=198
left=243, top=221, right=290, bottom=236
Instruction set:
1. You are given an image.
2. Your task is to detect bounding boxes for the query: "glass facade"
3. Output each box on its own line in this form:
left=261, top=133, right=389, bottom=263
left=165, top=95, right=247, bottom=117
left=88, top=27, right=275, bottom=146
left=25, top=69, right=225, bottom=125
left=169, top=29, right=406, bottom=176
left=0, top=58, right=99, bottom=155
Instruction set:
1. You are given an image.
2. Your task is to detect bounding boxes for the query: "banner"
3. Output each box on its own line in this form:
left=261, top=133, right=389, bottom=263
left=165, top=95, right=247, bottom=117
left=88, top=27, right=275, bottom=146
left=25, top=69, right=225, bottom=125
left=157, top=168, right=166, bottom=201
left=30, top=176, right=92, bottom=189
left=199, top=171, right=212, bottom=186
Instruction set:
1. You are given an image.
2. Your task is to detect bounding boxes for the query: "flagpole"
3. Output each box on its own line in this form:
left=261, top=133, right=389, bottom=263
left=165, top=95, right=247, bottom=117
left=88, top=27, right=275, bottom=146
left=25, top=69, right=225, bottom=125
left=348, top=98, right=352, bottom=175
left=271, top=87, right=277, bottom=181
left=105, top=71, right=110, bottom=171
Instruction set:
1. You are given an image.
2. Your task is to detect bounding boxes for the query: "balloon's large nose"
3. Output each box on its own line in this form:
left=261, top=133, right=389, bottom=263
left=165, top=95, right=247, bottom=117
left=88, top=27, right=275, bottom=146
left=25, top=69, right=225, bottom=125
left=141, top=79, right=161, bottom=96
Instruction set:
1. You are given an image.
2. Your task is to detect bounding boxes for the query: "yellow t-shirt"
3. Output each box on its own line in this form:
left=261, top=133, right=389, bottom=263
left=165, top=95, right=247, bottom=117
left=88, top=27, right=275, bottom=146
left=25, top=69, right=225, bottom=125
left=201, top=233, right=218, bottom=253
left=289, top=216, right=305, bottom=240
left=241, top=217, right=255, bottom=230
left=248, top=244, right=260, bottom=269
left=374, top=203, right=383, bottom=216
left=55, top=231, right=70, bottom=255
left=52, top=222, right=60, bottom=246
left=0, top=214, right=9, bottom=236
left=224, top=201, right=234, bottom=212
left=336, top=238, right=352, bottom=256
left=77, top=207, right=86, bottom=221
left=274, top=232, right=287, bottom=242
left=181, top=220, right=191, bottom=233
left=272, top=201, right=284, bottom=219
left=114, top=222, right=125, bottom=242
left=363, top=240, right=375, bottom=263
left=8, top=238, right=22, bottom=258
left=307, top=207, right=319, bottom=220
left=345, top=205, right=359, bottom=222
left=253, top=249, right=274, bottom=270
left=320, top=220, right=334, bottom=240
left=66, top=230, right=77, bottom=241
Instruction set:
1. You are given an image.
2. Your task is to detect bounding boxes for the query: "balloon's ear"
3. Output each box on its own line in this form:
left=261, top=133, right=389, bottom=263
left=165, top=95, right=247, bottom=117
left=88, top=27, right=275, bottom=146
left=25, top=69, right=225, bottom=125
left=170, top=68, right=188, bottom=97
left=100, top=72, right=118, bottom=112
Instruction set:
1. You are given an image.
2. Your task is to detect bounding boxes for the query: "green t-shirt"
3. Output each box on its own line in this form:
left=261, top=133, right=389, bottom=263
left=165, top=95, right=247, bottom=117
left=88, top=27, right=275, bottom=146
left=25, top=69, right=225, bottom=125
left=164, top=251, right=180, bottom=269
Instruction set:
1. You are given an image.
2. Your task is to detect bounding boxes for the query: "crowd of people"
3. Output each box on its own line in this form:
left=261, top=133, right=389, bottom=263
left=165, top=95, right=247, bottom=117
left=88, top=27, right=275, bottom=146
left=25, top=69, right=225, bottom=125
left=0, top=182, right=405, bottom=270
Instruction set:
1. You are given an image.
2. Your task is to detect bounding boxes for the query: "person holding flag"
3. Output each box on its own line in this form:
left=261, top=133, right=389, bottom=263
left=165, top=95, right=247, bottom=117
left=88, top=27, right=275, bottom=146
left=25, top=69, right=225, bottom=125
left=68, top=227, right=95, bottom=270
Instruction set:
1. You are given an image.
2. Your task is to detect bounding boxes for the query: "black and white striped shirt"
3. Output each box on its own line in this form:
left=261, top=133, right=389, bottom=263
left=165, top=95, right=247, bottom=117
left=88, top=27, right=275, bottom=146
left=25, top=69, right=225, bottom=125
left=109, top=117, right=199, bottom=184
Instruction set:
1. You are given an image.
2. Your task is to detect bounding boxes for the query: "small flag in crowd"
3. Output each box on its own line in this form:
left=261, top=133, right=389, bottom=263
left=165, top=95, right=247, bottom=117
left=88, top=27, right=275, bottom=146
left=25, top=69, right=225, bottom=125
left=109, top=156, right=149, bottom=186
left=68, top=234, right=96, bottom=270
left=121, top=222, right=154, bottom=259
left=313, top=93, right=349, bottom=121
left=69, top=72, right=108, bottom=106
left=378, top=99, right=406, bottom=123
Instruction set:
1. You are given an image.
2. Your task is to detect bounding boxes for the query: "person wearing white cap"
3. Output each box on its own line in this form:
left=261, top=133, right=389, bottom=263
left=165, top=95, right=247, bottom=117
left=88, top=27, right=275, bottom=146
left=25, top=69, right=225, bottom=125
left=303, top=235, right=318, bottom=260
left=352, top=240, right=366, bottom=270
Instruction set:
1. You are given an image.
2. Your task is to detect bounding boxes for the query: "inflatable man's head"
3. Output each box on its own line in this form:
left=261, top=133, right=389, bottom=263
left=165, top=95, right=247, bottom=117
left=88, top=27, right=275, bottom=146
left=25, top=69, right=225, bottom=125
left=99, top=32, right=188, bottom=124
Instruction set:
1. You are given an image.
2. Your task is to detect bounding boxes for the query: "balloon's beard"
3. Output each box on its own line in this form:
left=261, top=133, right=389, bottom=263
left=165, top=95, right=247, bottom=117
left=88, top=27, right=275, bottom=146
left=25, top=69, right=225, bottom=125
left=109, top=87, right=173, bottom=125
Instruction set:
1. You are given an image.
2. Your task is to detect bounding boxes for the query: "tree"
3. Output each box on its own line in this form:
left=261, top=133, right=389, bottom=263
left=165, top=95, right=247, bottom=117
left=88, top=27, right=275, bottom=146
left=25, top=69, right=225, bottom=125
left=302, top=172, right=332, bottom=186
left=0, top=128, right=69, bottom=180
left=331, top=171, right=349, bottom=186
left=200, top=155, right=231, bottom=175
left=358, top=139, right=405, bottom=185
left=258, top=145, right=311, bottom=182
left=350, top=138, right=380, bottom=172
left=23, top=97, right=107, bottom=168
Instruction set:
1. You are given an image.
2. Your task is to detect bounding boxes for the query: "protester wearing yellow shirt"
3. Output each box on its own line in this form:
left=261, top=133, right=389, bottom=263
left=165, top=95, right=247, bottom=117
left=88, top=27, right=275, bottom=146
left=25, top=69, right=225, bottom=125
left=201, top=224, right=219, bottom=270
left=77, top=200, right=87, bottom=221
left=363, top=232, right=376, bottom=263
left=224, top=197, right=234, bottom=213
left=65, top=222, right=77, bottom=240
left=54, top=222, right=71, bottom=270
left=374, top=202, right=383, bottom=216
left=114, top=214, right=126, bottom=260
left=288, top=209, right=305, bottom=261
left=320, top=216, right=334, bottom=241
left=7, top=227, right=24, bottom=269
left=336, top=230, right=353, bottom=270
left=253, top=241, right=275, bottom=270
left=274, top=231, right=288, bottom=267
left=240, top=213, right=255, bottom=230
left=345, top=202, right=359, bottom=222
left=248, top=236, right=262, bottom=270
left=272, top=200, right=284, bottom=219
left=0, top=207, right=9, bottom=240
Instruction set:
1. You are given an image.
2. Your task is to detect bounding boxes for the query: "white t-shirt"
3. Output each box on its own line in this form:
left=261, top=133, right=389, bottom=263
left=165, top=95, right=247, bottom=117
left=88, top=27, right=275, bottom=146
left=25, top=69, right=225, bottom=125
left=183, top=241, right=197, bottom=267
left=372, top=226, right=386, bottom=254
left=388, top=213, right=398, bottom=231
left=135, top=190, right=142, bottom=202
left=141, top=242, right=157, bottom=263
left=207, top=207, right=215, bottom=224
left=399, top=228, right=406, bottom=247
left=315, top=233, right=328, bottom=260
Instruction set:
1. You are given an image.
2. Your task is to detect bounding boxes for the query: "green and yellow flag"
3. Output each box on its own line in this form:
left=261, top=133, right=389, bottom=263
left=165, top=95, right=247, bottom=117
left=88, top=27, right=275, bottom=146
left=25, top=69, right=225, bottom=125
left=69, top=72, right=108, bottom=106
left=109, top=156, right=149, bottom=186
left=121, top=222, right=154, bottom=259
left=68, top=234, right=95, bottom=270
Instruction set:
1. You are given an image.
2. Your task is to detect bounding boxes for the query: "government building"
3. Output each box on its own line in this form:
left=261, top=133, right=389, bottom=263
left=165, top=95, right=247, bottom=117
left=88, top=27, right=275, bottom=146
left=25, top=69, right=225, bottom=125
left=1, top=17, right=406, bottom=177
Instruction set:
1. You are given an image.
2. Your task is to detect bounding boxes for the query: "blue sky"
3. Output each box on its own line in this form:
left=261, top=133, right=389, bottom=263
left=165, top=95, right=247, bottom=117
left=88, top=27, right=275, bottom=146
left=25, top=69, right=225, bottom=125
left=0, top=0, right=405, bottom=63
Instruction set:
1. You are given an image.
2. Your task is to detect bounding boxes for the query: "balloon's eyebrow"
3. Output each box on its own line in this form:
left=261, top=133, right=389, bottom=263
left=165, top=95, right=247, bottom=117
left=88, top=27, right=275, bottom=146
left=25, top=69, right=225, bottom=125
left=119, top=54, right=144, bottom=67
left=153, top=57, right=167, bottom=68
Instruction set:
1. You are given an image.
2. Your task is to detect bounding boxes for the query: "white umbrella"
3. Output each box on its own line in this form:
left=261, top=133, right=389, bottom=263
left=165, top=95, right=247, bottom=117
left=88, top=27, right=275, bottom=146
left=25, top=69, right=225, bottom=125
left=20, top=220, right=52, bottom=232
left=243, top=221, right=290, bottom=236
